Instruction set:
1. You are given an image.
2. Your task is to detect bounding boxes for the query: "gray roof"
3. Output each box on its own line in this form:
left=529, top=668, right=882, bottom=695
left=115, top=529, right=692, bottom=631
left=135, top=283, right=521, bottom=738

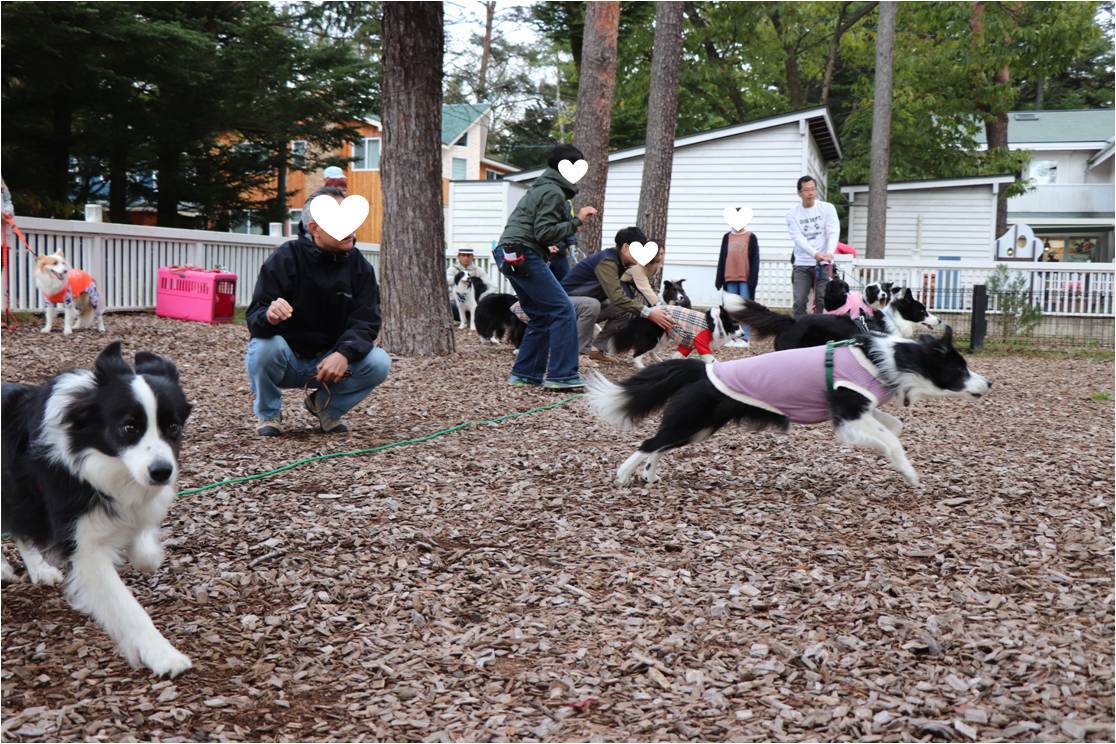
left=973, top=109, right=1114, bottom=145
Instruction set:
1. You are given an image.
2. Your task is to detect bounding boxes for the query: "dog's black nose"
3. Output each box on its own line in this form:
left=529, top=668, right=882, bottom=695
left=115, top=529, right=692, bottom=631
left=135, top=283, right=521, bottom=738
left=148, top=462, right=173, bottom=484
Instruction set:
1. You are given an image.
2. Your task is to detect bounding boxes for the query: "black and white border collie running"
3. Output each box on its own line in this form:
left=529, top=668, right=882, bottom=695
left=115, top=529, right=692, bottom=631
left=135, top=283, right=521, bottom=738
left=586, top=326, right=990, bottom=488
left=2, top=341, right=193, bottom=677
left=474, top=292, right=526, bottom=347
left=452, top=272, right=489, bottom=331
left=727, top=287, right=940, bottom=351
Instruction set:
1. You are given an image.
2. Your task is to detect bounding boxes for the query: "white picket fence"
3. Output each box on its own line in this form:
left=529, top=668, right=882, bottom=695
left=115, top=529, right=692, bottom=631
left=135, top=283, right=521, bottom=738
left=4, top=217, right=1114, bottom=320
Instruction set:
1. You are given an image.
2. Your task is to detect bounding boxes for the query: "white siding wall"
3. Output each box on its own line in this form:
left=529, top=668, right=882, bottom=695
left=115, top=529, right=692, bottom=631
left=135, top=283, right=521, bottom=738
left=448, top=180, right=526, bottom=252
left=596, top=122, right=822, bottom=307
left=1085, top=156, right=1114, bottom=184
left=806, top=132, right=828, bottom=199
left=846, top=185, right=997, bottom=261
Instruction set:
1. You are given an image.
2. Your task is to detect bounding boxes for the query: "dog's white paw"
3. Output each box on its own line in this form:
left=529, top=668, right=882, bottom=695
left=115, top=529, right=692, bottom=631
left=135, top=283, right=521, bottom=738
left=27, top=562, right=65, bottom=586
left=136, top=642, right=192, bottom=677
left=40, top=326, right=52, bottom=334
left=131, top=545, right=165, bottom=574
left=63, top=327, right=73, bottom=336
left=642, top=472, right=661, bottom=484
left=904, top=470, right=921, bottom=488
left=2, top=560, right=17, bottom=583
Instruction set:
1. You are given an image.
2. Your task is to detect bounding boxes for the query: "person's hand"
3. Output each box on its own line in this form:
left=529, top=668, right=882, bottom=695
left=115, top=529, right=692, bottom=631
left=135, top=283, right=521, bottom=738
left=316, top=352, right=349, bottom=384
left=646, top=306, right=674, bottom=331
left=548, top=245, right=559, bottom=254
left=267, top=298, right=293, bottom=325
left=577, top=206, right=597, bottom=222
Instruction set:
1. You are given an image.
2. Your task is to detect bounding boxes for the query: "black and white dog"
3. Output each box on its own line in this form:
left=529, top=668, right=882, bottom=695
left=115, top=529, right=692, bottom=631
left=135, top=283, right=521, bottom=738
left=586, top=326, right=990, bottom=488
left=2, top=341, right=193, bottom=677
left=606, top=301, right=740, bottom=368
left=452, top=272, right=489, bottom=331
left=474, top=292, right=526, bottom=347
left=728, top=287, right=940, bottom=351
left=662, top=279, right=692, bottom=309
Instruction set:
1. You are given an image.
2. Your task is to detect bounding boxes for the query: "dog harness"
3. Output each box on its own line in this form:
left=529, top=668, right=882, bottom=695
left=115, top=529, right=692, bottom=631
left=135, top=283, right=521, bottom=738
left=44, top=269, right=99, bottom=309
left=661, top=304, right=712, bottom=354
left=824, top=290, right=874, bottom=320
left=707, top=343, right=893, bottom=425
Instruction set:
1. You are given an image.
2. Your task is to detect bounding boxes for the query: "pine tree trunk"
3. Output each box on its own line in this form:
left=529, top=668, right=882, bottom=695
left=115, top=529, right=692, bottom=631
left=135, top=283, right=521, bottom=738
left=636, top=1, right=683, bottom=287
left=988, top=65, right=1011, bottom=238
left=380, top=1, right=454, bottom=356
left=477, top=1, right=496, bottom=101
left=571, top=0, right=620, bottom=259
left=865, top=1, right=897, bottom=259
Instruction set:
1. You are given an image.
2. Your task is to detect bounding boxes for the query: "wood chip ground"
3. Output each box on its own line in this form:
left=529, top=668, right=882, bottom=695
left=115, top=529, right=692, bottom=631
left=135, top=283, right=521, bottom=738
left=2, top=316, right=1113, bottom=741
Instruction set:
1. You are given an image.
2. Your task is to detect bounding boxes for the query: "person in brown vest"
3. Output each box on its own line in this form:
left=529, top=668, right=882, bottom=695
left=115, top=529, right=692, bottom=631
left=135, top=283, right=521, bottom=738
left=715, top=215, right=760, bottom=348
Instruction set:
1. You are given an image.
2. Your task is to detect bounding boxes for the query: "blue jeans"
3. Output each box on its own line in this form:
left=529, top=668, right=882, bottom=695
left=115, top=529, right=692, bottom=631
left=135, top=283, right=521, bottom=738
left=245, top=335, right=391, bottom=420
left=493, top=246, right=579, bottom=382
left=723, top=281, right=751, bottom=341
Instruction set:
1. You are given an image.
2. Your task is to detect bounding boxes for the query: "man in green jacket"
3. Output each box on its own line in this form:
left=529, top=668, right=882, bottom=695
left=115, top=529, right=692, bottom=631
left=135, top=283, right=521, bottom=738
left=494, top=144, right=597, bottom=390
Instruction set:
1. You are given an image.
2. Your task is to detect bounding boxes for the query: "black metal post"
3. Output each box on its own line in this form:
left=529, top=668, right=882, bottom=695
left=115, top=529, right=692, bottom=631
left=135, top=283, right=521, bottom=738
left=971, top=284, right=988, bottom=352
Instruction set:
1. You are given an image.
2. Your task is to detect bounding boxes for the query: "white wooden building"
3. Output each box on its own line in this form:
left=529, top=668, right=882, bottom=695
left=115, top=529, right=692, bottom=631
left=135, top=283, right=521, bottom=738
left=841, top=176, right=1016, bottom=261
left=447, top=106, right=841, bottom=308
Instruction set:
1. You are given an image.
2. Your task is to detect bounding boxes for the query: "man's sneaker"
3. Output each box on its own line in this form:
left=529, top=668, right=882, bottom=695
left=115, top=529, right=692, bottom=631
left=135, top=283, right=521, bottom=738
left=543, top=376, right=585, bottom=392
left=508, top=374, right=542, bottom=387
left=256, top=416, right=283, bottom=437
left=304, top=391, right=349, bottom=433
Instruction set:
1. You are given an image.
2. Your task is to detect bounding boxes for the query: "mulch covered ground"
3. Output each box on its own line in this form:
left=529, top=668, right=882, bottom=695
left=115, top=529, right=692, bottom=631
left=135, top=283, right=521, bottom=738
left=1, top=314, right=1113, bottom=742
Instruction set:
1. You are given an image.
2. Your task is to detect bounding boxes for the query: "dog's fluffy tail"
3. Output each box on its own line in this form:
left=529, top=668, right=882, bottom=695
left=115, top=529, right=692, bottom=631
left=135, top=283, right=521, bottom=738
left=724, top=296, right=794, bottom=340
left=584, top=359, right=707, bottom=430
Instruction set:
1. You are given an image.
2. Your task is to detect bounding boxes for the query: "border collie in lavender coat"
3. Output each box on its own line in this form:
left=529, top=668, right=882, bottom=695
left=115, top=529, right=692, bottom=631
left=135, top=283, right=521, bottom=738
left=586, top=326, right=990, bottom=488
left=2, top=342, right=193, bottom=677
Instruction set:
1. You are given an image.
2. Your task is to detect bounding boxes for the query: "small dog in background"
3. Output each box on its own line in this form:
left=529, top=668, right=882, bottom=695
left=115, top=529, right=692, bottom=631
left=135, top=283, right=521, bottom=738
left=2, top=341, right=193, bottom=676
left=35, top=252, right=106, bottom=334
left=452, top=272, right=489, bottom=331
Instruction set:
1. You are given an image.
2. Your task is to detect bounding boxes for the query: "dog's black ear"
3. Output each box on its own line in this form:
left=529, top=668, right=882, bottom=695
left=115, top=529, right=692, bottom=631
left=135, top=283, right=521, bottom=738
left=903, top=288, right=913, bottom=301
left=94, top=341, right=132, bottom=382
left=940, top=325, right=954, bottom=348
left=135, top=351, right=180, bottom=382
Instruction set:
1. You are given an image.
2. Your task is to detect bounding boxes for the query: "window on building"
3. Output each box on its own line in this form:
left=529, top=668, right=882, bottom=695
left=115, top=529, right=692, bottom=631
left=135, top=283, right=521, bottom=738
left=1028, top=160, right=1058, bottom=185
left=289, top=209, right=302, bottom=235
left=291, top=140, right=308, bottom=169
left=1035, top=232, right=1101, bottom=262
left=486, top=170, right=502, bottom=181
left=452, top=157, right=468, bottom=180
left=353, top=137, right=381, bottom=170
left=228, top=209, right=265, bottom=235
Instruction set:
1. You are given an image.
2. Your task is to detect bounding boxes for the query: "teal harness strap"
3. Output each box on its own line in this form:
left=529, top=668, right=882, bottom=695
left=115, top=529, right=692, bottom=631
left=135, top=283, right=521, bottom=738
left=825, top=339, right=860, bottom=394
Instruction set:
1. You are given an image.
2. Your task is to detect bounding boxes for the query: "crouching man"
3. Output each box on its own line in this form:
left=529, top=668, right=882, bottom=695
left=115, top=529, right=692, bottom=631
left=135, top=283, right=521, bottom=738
left=245, top=186, right=391, bottom=436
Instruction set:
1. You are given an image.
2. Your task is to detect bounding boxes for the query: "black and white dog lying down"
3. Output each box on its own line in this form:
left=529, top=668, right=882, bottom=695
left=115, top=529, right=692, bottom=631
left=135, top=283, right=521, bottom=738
left=474, top=292, right=526, bottom=347
left=586, top=326, right=990, bottom=488
left=2, top=342, right=193, bottom=677
left=727, top=286, right=940, bottom=351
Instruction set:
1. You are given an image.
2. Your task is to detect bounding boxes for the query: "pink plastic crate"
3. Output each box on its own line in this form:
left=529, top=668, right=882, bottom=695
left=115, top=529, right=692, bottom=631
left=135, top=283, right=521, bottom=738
left=156, top=266, right=238, bottom=324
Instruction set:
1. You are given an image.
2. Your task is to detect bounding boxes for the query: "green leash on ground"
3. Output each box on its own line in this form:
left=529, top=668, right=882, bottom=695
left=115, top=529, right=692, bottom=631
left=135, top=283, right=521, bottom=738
left=0, top=395, right=583, bottom=540
left=176, top=394, right=582, bottom=497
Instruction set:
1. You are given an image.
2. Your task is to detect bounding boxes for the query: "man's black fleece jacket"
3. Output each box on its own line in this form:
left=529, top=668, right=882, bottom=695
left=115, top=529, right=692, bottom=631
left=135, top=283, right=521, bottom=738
left=246, top=235, right=381, bottom=361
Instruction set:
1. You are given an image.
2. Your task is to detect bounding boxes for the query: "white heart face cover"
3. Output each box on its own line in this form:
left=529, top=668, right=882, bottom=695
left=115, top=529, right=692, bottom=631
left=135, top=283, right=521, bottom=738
left=629, top=241, right=659, bottom=267
left=723, top=207, right=753, bottom=232
left=558, top=159, right=589, bottom=184
left=309, top=195, right=370, bottom=242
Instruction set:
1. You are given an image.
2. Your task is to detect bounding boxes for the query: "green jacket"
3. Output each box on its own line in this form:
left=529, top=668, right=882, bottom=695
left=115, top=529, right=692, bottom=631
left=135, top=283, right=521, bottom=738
left=497, top=168, right=581, bottom=259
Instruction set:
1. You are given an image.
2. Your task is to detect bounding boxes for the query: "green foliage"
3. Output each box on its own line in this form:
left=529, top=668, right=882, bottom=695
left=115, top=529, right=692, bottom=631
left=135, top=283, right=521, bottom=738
left=1091, top=391, right=1112, bottom=401
left=986, top=264, right=1045, bottom=338
left=1, top=1, right=379, bottom=225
